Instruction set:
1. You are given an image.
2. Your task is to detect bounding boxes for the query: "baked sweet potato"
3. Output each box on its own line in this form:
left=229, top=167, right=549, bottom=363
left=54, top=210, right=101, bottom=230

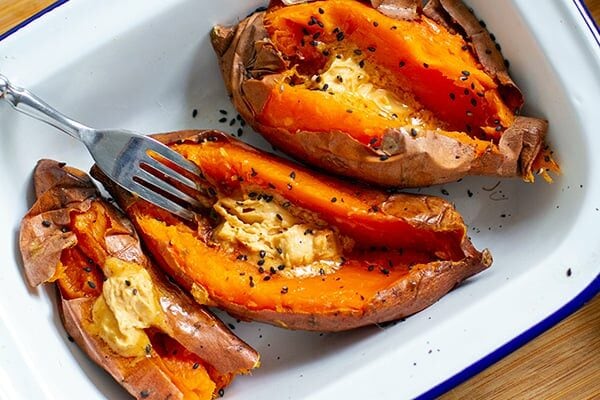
left=211, top=0, right=558, bottom=187
left=94, top=130, right=492, bottom=332
left=19, top=160, right=259, bottom=400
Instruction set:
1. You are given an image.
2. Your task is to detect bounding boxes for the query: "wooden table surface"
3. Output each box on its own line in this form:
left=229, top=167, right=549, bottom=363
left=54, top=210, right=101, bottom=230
left=1, top=1, right=598, bottom=399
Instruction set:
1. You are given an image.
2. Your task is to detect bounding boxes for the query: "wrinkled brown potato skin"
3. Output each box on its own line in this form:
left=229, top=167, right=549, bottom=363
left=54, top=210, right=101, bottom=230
left=211, top=0, right=548, bottom=187
left=19, top=160, right=259, bottom=400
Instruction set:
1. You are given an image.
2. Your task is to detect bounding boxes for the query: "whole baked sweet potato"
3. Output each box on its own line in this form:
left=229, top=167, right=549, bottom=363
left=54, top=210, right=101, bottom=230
left=19, top=160, right=259, bottom=400
left=211, top=0, right=558, bottom=187
left=94, top=130, right=492, bottom=332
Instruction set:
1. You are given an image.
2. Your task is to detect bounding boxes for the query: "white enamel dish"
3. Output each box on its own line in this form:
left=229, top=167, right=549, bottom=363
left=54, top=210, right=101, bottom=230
left=0, top=1, right=598, bottom=399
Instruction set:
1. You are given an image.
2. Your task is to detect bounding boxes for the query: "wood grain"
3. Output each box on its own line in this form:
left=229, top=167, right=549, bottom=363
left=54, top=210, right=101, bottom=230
left=442, top=296, right=600, bottom=399
left=0, top=1, right=598, bottom=399
left=0, top=0, right=56, bottom=37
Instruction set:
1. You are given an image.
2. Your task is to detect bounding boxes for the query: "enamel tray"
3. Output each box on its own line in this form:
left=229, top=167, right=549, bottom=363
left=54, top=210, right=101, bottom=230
left=0, top=1, right=598, bottom=399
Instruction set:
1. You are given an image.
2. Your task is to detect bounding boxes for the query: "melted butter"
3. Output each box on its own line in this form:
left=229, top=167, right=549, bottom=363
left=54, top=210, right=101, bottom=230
left=312, top=56, right=439, bottom=129
left=213, top=196, right=348, bottom=278
left=91, top=257, right=163, bottom=357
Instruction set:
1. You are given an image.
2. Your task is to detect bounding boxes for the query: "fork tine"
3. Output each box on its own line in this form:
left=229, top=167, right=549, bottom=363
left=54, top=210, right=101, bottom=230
left=126, top=179, right=196, bottom=221
left=145, top=138, right=202, bottom=176
left=135, top=168, right=204, bottom=209
left=141, top=154, right=198, bottom=191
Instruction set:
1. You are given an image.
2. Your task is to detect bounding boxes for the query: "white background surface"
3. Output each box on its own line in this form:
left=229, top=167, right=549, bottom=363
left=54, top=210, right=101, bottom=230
left=0, top=0, right=599, bottom=399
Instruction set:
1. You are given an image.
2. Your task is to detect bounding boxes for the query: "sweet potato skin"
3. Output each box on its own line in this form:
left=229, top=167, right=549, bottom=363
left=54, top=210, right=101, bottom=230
left=95, top=130, right=492, bottom=332
left=211, top=0, right=550, bottom=187
left=19, top=160, right=259, bottom=399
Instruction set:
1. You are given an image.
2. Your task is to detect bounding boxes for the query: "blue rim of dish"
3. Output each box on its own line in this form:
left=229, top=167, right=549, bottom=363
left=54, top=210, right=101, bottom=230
left=0, top=0, right=69, bottom=42
left=417, top=2, right=600, bottom=397
left=0, top=0, right=598, bottom=398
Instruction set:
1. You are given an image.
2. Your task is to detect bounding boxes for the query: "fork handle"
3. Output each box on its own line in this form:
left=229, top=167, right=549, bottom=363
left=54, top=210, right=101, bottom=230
left=0, top=74, right=90, bottom=140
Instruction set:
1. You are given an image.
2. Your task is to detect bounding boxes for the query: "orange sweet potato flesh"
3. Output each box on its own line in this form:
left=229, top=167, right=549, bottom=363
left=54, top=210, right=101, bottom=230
left=19, top=160, right=258, bottom=400
left=95, top=130, right=492, bottom=332
left=211, top=0, right=557, bottom=187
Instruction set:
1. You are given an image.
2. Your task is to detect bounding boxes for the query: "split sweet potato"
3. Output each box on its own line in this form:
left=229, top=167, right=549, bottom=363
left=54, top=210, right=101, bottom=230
left=211, top=0, right=558, bottom=187
left=19, top=160, right=259, bottom=400
left=95, top=130, right=492, bottom=332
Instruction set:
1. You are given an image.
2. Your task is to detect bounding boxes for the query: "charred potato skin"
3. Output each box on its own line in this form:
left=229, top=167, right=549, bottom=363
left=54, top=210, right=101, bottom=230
left=210, top=0, right=548, bottom=187
left=19, top=160, right=259, bottom=400
left=95, top=130, right=492, bottom=332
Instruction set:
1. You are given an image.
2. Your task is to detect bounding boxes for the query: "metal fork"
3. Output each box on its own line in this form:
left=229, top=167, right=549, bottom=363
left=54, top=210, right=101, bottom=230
left=0, top=74, right=202, bottom=220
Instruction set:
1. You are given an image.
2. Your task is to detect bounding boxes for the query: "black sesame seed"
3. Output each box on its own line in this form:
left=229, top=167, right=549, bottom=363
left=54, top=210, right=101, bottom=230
left=485, top=48, right=492, bottom=54
left=287, top=183, right=293, bottom=190
left=462, top=70, right=470, bottom=76
left=566, top=268, right=572, bottom=277
left=140, top=390, right=150, bottom=398
left=276, top=213, right=283, bottom=221
left=192, top=109, right=198, bottom=118
left=471, top=98, right=477, bottom=107
left=258, top=259, right=265, bottom=266
left=368, top=265, right=375, bottom=271
left=281, top=286, right=288, bottom=294
left=229, top=118, right=236, bottom=126
left=42, top=220, right=52, bottom=227
left=495, top=43, right=501, bottom=51
left=322, top=49, right=330, bottom=56
left=251, top=168, right=258, bottom=177
left=460, top=76, right=468, bottom=81
left=249, top=277, right=255, bottom=287
left=145, top=344, right=152, bottom=354
left=270, top=267, right=277, bottom=274
left=322, top=83, right=329, bottom=91
left=319, top=268, right=325, bottom=275
left=346, top=109, right=353, bottom=113
left=423, top=63, right=429, bottom=68
left=60, top=226, right=69, bottom=233
left=310, top=40, right=318, bottom=47
left=379, top=154, right=389, bottom=161
left=490, top=33, right=496, bottom=41
left=208, top=187, right=217, bottom=196
left=496, top=125, right=503, bottom=132
left=318, top=7, right=324, bottom=14
left=354, top=49, right=362, bottom=55
left=132, top=288, right=138, bottom=295
left=381, top=268, right=390, bottom=275
left=218, top=389, right=225, bottom=397
left=464, top=89, right=470, bottom=95
left=359, top=60, right=365, bottom=68
left=479, top=20, right=487, bottom=28
left=237, top=128, right=243, bottom=136
left=331, top=197, right=337, bottom=203
left=441, top=189, right=449, bottom=196
left=259, top=250, right=266, bottom=259
left=87, top=281, right=96, bottom=289
left=367, top=46, right=376, bottom=52
left=449, top=93, right=456, bottom=100
left=391, top=26, right=397, bottom=30
left=83, top=266, right=92, bottom=273
left=336, top=31, right=345, bottom=41
left=282, top=202, right=291, bottom=208
left=467, top=189, right=474, bottom=197
left=58, top=162, right=66, bottom=168
left=67, top=335, right=75, bottom=343
left=313, top=32, right=321, bottom=40
left=263, top=275, right=271, bottom=281
left=373, top=21, right=379, bottom=27
left=219, top=117, right=227, bottom=123
left=193, top=362, right=200, bottom=369
left=410, top=128, right=418, bottom=137
left=219, top=109, right=228, bottom=115
left=125, top=279, right=131, bottom=286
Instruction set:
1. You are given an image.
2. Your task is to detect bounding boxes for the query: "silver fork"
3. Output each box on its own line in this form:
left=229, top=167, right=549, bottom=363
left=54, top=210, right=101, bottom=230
left=0, top=74, right=202, bottom=220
